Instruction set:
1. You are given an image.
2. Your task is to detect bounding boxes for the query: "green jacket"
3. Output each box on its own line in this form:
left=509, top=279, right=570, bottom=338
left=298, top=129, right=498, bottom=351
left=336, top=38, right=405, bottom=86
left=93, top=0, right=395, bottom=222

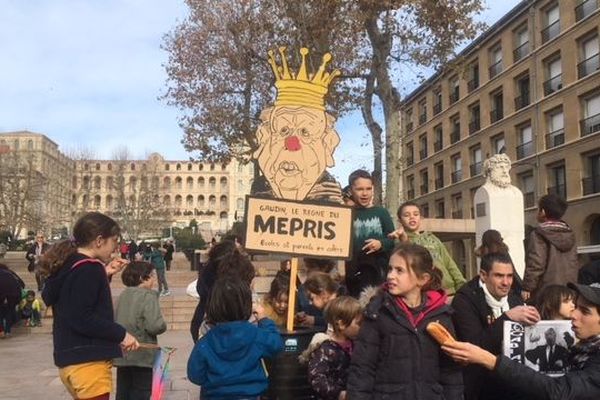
left=407, top=231, right=466, bottom=295
left=113, top=287, right=167, bottom=368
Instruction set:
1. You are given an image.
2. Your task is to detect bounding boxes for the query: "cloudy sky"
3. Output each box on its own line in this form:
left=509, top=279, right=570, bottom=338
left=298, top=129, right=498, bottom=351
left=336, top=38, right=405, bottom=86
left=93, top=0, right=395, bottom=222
left=0, top=0, right=521, bottom=181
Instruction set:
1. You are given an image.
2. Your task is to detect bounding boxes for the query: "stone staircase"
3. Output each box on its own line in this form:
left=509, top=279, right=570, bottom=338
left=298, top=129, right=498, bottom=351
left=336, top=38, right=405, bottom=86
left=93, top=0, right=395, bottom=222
left=1, top=251, right=287, bottom=334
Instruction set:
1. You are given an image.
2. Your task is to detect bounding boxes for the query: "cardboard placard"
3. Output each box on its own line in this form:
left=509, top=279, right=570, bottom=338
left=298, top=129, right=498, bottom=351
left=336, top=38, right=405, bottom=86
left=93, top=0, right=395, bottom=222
left=244, top=196, right=353, bottom=259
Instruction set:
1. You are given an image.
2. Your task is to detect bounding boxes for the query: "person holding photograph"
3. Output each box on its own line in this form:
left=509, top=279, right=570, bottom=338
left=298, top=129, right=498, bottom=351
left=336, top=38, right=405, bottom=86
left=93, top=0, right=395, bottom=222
left=442, top=282, right=600, bottom=400
left=525, top=327, right=570, bottom=373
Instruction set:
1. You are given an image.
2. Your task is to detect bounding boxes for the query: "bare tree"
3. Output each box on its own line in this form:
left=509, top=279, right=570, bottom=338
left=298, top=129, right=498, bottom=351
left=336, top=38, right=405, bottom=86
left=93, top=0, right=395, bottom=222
left=0, top=149, right=46, bottom=238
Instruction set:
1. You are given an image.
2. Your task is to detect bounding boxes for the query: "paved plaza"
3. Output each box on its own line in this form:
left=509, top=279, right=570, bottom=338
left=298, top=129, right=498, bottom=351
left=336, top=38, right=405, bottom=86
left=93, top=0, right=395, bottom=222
left=0, top=330, right=199, bottom=400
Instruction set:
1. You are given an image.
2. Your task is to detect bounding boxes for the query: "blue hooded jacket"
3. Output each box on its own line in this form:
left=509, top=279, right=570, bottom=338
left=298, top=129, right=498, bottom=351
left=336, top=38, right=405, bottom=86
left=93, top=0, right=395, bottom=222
left=187, top=318, right=283, bottom=399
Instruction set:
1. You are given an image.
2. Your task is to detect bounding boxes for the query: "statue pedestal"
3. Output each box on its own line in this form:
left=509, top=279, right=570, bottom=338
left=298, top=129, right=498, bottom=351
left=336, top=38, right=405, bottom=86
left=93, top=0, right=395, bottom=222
left=474, top=183, right=525, bottom=277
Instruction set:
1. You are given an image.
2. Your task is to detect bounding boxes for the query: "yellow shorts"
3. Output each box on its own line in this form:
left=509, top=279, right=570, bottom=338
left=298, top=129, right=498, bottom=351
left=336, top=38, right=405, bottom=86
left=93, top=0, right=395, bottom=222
left=58, top=360, right=112, bottom=399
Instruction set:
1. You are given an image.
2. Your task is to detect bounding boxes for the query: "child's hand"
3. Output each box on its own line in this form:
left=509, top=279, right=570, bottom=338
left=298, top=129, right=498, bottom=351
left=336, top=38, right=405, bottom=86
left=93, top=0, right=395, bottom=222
left=106, top=258, right=128, bottom=277
left=253, top=302, right=266, bottom=320
left=338, top=391, right=347, bottom=400
left=121, top=332, right=139, bottom=352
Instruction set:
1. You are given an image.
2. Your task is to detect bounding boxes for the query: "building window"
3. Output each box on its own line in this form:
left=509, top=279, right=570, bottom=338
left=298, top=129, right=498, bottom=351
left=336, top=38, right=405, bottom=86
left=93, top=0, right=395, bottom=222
left=176, top=163, right=181, bottom=171
left=422, top=203, right=430, bottom=218
left=237, top=198, right=244, bottom=210
left=514, top=74, right=530, bottom=110
left=490, top=89, right=504, bottom=123
left=198, top=177, right=205, bottom=187
left=451, top=154, right=462, bottom=183
left=435, top=199, right=445, bottom=219
left=419, top=134, right=428, bottom=160
left=94, top=176, right=101, bottom=190
left=581, top=93, right=600, bottom=136
left=187, top=163, right=192, bottom=171
left=187, top=177, right=194, bottom=189
left=519, top=172, right=535, bottom=208
left=576, top=0, right=598, bottom=21
left=468, top=102, right=480, bottom=134
left=470, top=146, right=482, bottom=177
left=548, top=163, right=567, bottom=200
left=449, top=76, right=459, bottom=104
left=220, top=177, right=228, bottom=191
left=165, top=163, right=169, bottom=171
left=517, top=123, right=534, bottom=159
left=420, top=169, right=429, bottom=195
left=583, top=153, right=600, bottom=195
left=209, top=177, right=216, bottom=189
left=452, top=194, right=463, bottom=218
left=174, top=195, right=182, bottom=207
left=163, top=177, right=171, bottom=189
left=418, top=98, right=427, bottom=125
left=175, top=176, right=182, bottom=189
left=546, top=109, right=565, bottom=148
left=407, top=175, right=415, bottom=200
left=489, top=44, right=503, bottom=79
left=435, top=163, right=444, bottom=190
left=492, top=134, right=506, bottom=154
left=186, top=195, right=194, bottom=207
left=210, top=163, right=215, bottom=171
left=406, top=142, right=414, bottom=166
left=578, top=34, right=599, bottom=79
left=433, top=125, right=443, bottom=152
left=433, top=89, right=442, bottom=115
left=405, top=108, right=414, bottom=132
left=543, top=56, right=562, bottom=95
left=467, top=60, right=479, bottom=92
left=130, top=163, right=135, bottom=171
left=450, top=114, right=461, bottom=143
left=198, top=195, right=205, bottom=207
left=513, top=25, right=530, bottom=62
left=209, top=195, right=216, bottom=208
left=541, top=4, right=560, bottom=44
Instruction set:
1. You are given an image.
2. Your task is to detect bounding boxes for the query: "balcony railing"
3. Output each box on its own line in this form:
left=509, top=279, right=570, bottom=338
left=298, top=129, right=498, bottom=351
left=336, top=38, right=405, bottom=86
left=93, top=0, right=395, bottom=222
left=490, top=107, right=504, bottom=123
left=547, top=184, right=567, bottom=200
left=406, top=121, right=414, bottom=132
left=435, top=178, right=444, bottom=190
left=583, top=175, right=600, bottom=195
left=407, top=189, right=415, bottom=200
left=419, top=149, right=428, bottom=160
left=470, top=162, right=482, bottom=176
left=581, top=113, right=600, bottom=136
left=433, top=103, right=442, bottom=115
left=514, top=91, right=530, bottom=110
left=434, top=140, right=442, bottom=152
left=576, top=0, right=598, bottom=22
left=450, top=130, right=460, bottom=144
left=489, top=60, right=503, bottom=79
left=541, top=20, right=560, bottom=44
left=467, top=77, right=479, bottom=92
left=546, top=128, right=565, bottom=149
left=451, top=170, right=462, bottom=183
left=419, top=113, right=427, bottom=125
left=452, top=210, right=463, bottom=219
left=543, top=74, right=562, bottom=95
left=469, top=119, right=480, bottom=134
left=516, top=140, right=534, bottom=159
left=420, top=184, right=429, bottom=195
left=524, top=192, right=535, bottom=208
left=449, top=89, right=460, bottom=104
left=513, top=41, right=530, bottom=62
left=578, top=53, right=600, bottom=79
left=406, top=155, right=414, bottom=166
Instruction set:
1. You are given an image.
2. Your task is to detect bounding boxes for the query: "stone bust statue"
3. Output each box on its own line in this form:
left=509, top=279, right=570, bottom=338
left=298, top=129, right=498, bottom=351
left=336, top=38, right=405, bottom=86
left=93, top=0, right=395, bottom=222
left=482, top=153, right=513, bottom=188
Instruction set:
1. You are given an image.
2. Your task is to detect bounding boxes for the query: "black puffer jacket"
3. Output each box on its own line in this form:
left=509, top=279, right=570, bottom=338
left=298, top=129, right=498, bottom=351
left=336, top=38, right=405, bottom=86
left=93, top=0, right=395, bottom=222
left=494, top=352, right=600, bottom=400
left=347, top=290, right=463, bottom=400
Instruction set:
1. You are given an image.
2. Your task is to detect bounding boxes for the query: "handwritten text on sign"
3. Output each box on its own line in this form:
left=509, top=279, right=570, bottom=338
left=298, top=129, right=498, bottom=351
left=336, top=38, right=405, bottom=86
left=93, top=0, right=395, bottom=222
left=244, top=196, right=353, bottom=259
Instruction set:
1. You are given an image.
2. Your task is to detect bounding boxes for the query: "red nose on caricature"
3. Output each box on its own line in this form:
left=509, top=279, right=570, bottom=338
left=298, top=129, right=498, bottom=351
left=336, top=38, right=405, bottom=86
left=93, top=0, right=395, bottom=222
left=285, top=136, right=301, bottom=152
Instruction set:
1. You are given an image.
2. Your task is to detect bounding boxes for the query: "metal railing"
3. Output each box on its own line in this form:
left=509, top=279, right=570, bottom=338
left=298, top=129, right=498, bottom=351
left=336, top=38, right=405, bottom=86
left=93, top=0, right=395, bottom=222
left=524, top=192, right=535, bottom=208
left=467, top=77, right=479, bottom=92
left=575, top=0, right=598, bottom=22
left=449, top=89, right=460, bottom=104
left=433, top=103, right=442, bottom=115
left=435, top=178, right=444, bottom=190
left=577, top=53, right=600, bottom=79
left=469, top=119, right=480, bottom=134
left=514, top=91, right=530, bottom=110
left=407, top=189, right=415, bottom=199
left=580, top=113, right=600, bottom=136
left=452, top=210, right=463, bottom=219
left=406, top=155, right=414, bottom=166
left=451, top=170, right=462, bottom=183
left=490, top=107, right=504, bottom=123
left=541, top=20, right=560, bottom=44
left=513, top=41, right=530, bottom=62
left=545, top=128, right=565, bottom=148
left=419, top=148, right=428, bottom=160
left=419, top=113, right=427, bottom=125
left=516, top=140, right=534, bottom=159
left=470, top=162, right=482, bottom=176
left=450, top=130, right=460, bottom=144
left=420, top=184, right=429, bottom=195
left=489, top=60, right=503, bottom=79
left=434, top=140, right=443, bottom=152
left=547, top=184, right=566, bottom=200
left=406, top=121, right=414, bottom=132
left=582, top=175, right=600, bottom=195
left=543, top=74, right=562, bottom=95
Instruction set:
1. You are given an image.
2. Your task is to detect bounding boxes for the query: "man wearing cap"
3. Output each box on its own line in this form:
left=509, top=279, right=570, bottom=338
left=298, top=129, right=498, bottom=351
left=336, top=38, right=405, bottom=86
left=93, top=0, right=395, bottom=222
left=442, top=282, right=600, bottom=399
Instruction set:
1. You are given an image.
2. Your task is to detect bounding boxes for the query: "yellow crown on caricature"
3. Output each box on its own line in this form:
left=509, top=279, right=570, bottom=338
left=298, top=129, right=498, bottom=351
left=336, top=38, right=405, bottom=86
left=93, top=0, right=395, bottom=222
left=267, top=47, right=341, bottom=111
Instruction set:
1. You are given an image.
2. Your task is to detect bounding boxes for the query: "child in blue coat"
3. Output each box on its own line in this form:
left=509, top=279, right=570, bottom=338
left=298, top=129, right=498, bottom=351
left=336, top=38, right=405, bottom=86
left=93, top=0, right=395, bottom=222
left=187, top=277, right=283, bottom=399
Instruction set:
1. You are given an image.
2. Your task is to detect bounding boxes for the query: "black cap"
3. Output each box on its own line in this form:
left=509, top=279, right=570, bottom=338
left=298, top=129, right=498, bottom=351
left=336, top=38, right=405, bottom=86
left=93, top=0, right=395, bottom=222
left=567, top=283, right=600, bottom=307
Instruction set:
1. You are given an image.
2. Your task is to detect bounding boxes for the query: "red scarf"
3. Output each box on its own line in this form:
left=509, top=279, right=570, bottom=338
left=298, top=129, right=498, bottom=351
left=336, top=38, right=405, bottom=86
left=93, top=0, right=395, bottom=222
left=393, top=290, right=447, bottom=328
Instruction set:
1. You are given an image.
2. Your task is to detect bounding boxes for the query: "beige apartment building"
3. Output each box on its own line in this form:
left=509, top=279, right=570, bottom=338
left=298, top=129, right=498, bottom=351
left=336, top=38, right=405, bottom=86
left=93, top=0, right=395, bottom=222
left=400, top=0, right=600, bottom=273
left=0, top=131, right=253, bottom=239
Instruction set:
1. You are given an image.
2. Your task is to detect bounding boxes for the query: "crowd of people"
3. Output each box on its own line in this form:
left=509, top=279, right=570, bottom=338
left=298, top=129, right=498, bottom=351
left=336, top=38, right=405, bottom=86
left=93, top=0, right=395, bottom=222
left=0, top=166, right=599, bottom=400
